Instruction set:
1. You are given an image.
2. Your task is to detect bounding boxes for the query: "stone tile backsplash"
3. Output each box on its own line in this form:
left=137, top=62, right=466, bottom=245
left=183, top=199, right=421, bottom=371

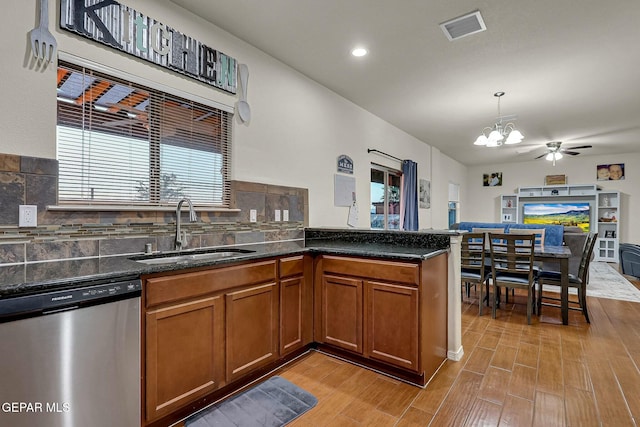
left=0, top=153, right=307, bottom=264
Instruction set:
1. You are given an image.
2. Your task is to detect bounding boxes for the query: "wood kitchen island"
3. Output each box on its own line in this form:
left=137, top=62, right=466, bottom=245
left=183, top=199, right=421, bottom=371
left=137, top=228, right=457, bottom=426
left=0, top=227, right=459, bottom=427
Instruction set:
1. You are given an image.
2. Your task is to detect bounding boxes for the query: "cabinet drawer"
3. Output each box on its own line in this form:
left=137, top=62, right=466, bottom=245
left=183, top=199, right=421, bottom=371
left=145, top=260, right=277, bottom=307
left=279, top=255, right=304, bottom=278
left=321, top=255, right=419, bottom=285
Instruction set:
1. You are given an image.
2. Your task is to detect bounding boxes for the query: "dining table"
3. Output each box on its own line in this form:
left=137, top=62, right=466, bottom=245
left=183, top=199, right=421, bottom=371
left=533, top=244, right=573, bottom=325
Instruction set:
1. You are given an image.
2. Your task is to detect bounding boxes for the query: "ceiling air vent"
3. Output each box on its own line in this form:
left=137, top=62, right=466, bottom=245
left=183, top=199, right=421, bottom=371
left=440, top=10, right=486, bottom=41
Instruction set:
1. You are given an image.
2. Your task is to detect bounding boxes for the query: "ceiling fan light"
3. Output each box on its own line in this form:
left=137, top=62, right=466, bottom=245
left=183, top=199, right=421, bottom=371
left=545, top=152, right=555, bottom=161
left=554, top=152, right=563, bottom=160
left=474, top=135, right=488, bottom=145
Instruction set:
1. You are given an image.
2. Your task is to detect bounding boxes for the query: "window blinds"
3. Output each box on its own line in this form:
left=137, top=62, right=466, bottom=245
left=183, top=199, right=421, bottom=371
left=56, top=62, right=232, bottom=207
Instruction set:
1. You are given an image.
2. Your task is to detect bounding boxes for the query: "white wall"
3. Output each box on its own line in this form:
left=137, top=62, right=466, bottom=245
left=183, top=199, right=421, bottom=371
left=465, top=153, right=639, bottom=243
left=1, top=0, right=465, bottom=229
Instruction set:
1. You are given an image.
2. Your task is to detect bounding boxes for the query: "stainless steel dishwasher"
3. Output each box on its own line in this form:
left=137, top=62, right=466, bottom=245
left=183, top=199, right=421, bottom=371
left=0, top=278, right=141, bottom=427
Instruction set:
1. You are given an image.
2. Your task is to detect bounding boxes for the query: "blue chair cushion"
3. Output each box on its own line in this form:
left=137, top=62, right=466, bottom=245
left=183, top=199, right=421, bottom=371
left=538, top=270, right=580, bottom=284
left=495, top=274, right=531, bottom=284
left=461, top=270, right=484, bottom=280
left=458, top=222, right=564, bottom=246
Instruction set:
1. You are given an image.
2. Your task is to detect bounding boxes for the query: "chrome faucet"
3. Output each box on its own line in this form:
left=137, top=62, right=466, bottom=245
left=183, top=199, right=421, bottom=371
left=175, top=198, right=197, bottom=250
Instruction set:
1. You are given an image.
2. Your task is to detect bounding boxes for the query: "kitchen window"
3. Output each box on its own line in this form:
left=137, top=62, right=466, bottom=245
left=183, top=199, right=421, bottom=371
left=56, top=61, right=232, bottom=207
left=370, top=164, right=402, bottom=230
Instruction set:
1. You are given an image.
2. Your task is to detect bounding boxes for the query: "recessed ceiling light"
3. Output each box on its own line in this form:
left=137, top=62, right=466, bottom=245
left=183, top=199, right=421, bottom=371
left=351, top=47, right=368, bottom=57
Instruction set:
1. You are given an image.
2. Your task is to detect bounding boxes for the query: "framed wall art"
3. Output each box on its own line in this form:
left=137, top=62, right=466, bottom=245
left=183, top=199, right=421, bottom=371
left=483, top=172, right=502, bottom=187
left=597, top=163, right=625, bottom=181
left=544, top=174, right=567, bottom=185
left=419, top=179, right=431, bottom=209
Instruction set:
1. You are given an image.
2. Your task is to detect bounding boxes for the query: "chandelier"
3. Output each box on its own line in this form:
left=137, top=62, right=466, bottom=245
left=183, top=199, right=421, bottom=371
left=474, top=92, right=524, bottom=147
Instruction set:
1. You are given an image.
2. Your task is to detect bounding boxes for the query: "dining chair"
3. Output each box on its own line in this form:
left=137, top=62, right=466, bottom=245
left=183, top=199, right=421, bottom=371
left=488, top=233, right=537, bottom=324
left=537, top=232, right=598, bottom=323
left=460, top=232, right=490, bottom=315
left=501, top=228, right=545, bottom=304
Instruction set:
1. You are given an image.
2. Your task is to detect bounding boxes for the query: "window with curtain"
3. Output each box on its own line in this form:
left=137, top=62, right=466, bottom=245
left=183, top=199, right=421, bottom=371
left=56, top=61, right=232, bottom=207
left=370, top=164, right=402, bottom=229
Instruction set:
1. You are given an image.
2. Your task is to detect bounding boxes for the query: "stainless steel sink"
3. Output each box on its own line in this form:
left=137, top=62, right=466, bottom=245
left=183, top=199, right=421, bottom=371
left=132, top=248, right=255, bottom=265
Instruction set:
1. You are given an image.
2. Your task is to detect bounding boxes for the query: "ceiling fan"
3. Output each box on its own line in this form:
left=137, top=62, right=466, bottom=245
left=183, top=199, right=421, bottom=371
left=534, top=141, right=592, bottom=165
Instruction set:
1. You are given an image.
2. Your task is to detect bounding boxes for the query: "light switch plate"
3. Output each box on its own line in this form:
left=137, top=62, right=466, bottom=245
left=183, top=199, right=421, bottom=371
left=19, top=205, right=37, bottom=227
left=283, top=210, right=289, bottom=221
left=275, top=209, right=281, bottom=221
left=250, top=209, right=257, bottom=222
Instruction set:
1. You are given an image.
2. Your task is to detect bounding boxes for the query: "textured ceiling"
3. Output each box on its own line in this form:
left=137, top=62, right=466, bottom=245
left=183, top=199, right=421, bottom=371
left=171, top=0, right=640, bottom=166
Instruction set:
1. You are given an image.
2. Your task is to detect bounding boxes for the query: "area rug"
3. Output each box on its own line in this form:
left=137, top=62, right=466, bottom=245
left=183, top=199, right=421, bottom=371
left=185, top=376, right=317, bottom=427
left=543, top=262, right=640, bottom=303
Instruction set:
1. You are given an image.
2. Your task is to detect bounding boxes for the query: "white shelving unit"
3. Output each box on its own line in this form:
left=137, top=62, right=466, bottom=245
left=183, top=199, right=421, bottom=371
left=517, top=184, right=599, bottom=198
left=505, top=184, right=621, bottom=262
left=595, top=191, right=620, bottom=263
left=500, top=195, right=518, bottom=224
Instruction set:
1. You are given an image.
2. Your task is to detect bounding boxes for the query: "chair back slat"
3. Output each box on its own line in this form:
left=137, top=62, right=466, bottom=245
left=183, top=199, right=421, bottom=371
left=488, top=233, right=536, bottom=280
left=578, top=232, right=598, bottom=283
left=488, top=233, right=537, bottom=324
left=461, top=232, right=486, bottom=274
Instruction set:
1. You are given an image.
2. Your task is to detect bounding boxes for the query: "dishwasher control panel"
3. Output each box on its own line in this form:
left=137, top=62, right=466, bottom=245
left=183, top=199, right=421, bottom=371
left=0, top=278, right=142, bottom=322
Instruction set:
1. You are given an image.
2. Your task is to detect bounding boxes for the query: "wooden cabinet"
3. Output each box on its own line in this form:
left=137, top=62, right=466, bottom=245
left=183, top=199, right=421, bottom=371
left=315, top=255, right=430, bottom=375
left=365, top=280, right=418, bottom=371
left=225, top=282, right=279, bottom=382
left=320, top=274, right=363, bottom=354
left=142, top=259, right=278, bottom=424
left=141, top=249, right=445, bottom=423
left=280, top=276, right=304, bottom=353
left=279, top=255, right=313, bottom=356
left=145, top=295, right=225, bottom=422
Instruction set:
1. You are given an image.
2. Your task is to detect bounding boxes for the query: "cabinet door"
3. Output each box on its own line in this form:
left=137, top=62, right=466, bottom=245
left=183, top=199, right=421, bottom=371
left=280, top=275, right=304, bottom=355
left=321, top=274, right=363, bottom=354
left=226, top=282, right=279, bottom=382
left=145, top=296, right=224, bottom=422
left=365, top=281, right=419, bottom=372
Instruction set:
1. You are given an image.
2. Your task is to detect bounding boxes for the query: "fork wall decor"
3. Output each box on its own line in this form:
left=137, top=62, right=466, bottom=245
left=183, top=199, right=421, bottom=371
left=29, top=0, right=57, bottom=62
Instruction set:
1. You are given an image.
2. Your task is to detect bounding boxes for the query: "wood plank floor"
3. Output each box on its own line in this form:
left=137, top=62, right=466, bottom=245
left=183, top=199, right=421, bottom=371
left=275, top=276, right=640, bottom=426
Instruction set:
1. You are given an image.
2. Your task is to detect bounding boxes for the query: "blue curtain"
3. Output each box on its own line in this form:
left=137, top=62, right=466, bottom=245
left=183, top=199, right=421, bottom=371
left=401, top=160, right=419, bottom=231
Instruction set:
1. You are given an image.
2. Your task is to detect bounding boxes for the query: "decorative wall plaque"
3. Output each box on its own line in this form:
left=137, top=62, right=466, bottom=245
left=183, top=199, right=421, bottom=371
left=59, top=0, right=237, bottom=94
left=337, top=155, right=353, bottom=174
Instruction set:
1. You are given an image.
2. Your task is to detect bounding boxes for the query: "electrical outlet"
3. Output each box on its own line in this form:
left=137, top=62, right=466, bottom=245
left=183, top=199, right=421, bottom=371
left=19, top=205, right=37, bottom=227
left=250, top=209, right=257, bottom=222
left=275, top=209, right=281, bottom=221
left=283, top=210, right=289, bottom=221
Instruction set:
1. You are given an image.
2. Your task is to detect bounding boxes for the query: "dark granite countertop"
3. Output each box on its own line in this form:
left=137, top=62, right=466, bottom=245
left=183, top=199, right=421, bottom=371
left=304, top=240, right=446, bottom=260
left=0, top=241, right=305, bottom=299
left=0, top=228, right=456, bottom=299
